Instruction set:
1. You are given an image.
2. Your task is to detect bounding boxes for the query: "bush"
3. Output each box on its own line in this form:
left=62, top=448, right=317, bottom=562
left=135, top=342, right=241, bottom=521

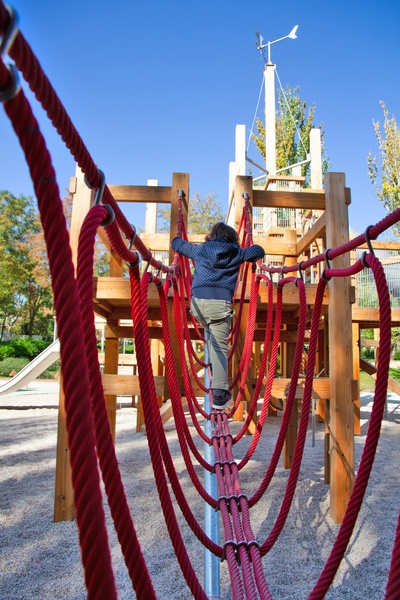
left=0, top=357, right=30, bottom=377
left=0, top=338, right=49, bottom=360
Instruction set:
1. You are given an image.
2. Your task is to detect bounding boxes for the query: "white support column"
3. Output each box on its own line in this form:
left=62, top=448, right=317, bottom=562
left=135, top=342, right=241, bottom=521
left=145, top=179, right=159, bottom=234
left=264, top=63, right=276, bottom=176
left=310, top=127, right=323, bottom=190
left=235, top=124, right=246, bottom=175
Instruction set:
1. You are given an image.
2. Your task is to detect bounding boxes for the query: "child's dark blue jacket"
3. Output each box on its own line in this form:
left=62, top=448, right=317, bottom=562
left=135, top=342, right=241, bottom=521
left=171, top=236, right=265, bottom=301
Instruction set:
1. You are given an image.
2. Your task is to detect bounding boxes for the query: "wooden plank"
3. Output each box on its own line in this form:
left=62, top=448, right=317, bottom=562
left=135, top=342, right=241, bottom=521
left=107, top=184, right=171, bottom=203
left=353, top=307, right=400, bottom=327
left=360, top=358, right=400, bottom=395
left=139, top=232, right=205, bottom=251
left=357, top=241, right=400, bottom=251
left=102, top=373, right=165, bottom=395
left=296, top=212, right=326, bottom=256
left=101, top=373, right=204, bottom=397
left=360, top=357, right=377, bottom=376
left=253, top=236, right=297, bottom=257
left=251, top=377, right=331, bottom=399
left=253, top=189, right=326, bottom=210
left=93, top=277, right=329, bottom=308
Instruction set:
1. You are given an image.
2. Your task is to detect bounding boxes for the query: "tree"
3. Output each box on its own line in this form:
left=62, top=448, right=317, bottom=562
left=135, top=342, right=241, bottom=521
left=0, top=191, right=37, bottom=338
left=252, top=85, right=330, bottom=186
left=368, top=101, right=400, bottom=237
left=21, top=226, right=53, bottom=337
left=0, top=191, right=56, bottom=338
left=157, top=191, right=224, bottom=234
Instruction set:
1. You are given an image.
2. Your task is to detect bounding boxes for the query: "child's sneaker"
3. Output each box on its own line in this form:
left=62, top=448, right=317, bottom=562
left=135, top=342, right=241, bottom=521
left=212, top=389, right=232, bottom=410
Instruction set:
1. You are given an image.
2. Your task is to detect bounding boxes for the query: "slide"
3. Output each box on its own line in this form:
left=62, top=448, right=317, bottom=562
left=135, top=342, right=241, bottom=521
left=0, top=339, right=60, bottom=396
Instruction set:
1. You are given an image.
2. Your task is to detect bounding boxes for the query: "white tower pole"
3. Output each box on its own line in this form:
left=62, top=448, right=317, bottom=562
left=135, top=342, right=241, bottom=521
left=264, top=63, right=276, bottom=176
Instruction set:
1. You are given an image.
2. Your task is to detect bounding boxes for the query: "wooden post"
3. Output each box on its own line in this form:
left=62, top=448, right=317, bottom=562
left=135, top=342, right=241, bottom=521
left=54, top=167, right=93, bottom=522
left=232, top=175, right=254, bottom=426
left=325, top=172, right=354, bottom=524
left=282, top=228, right=298, bottom=468
left=165, top=173, right=189, bottom=401
left=352, top=322, right=361, bottom=435
left=104, top=230, right=124, bottom=437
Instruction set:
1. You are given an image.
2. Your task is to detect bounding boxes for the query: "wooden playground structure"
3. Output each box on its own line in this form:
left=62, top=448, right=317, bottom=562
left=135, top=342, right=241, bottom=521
left=54, top=163, right=400, bottom=526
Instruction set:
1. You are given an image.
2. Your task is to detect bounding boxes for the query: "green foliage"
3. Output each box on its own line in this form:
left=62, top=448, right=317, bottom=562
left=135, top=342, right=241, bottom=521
left=359, top=370, right=375, bottom=391
left=0, top=190, right=55, bottom=338
left=389, top=367, right=400, bottom=382
left=158, top=192, right=224, bottom=234
left=252, top=85, right=330, bottom=185
left=0, top=357, right=30, bottom=377
left=368, top=101, right=400, bottom=237
left=0, top=355, right=59, bottom=378
left=0, top=338, right=49, bottom=360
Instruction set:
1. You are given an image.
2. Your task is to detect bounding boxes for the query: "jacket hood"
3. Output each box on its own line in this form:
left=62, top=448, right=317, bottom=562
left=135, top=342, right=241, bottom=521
left=212, top=237, right=240, bottom=268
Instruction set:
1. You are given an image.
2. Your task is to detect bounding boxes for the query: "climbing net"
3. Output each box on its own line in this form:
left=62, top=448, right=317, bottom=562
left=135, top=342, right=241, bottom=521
left=1, top=4, right=399, bottom=599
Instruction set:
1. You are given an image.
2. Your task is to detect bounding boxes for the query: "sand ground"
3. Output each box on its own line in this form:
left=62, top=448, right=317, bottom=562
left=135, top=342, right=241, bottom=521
left=1, top=380, right=399, bottom=599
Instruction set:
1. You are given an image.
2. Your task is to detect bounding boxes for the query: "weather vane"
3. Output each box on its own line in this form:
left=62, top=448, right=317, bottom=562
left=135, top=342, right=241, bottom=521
left=255, top=25, right=298, bottom=64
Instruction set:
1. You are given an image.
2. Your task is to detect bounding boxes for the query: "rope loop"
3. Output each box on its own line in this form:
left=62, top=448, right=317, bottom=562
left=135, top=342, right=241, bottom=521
left=220, top=540, right=237, bottom=563
left=321, top=247, right=332, bottom=282
left=0, top=4, right=19, bottom=56
left=93, top=169, right=106, bottom=205
left=100, top=204, right=115, bottom=227
left=128, top=224, right=137, bottom=249
left=127, top=250, right=140, bottom=269
left=143, top=250, right=153, bottom=274
left=298, top=260, right=305, bottom=283
left=0, top=61, right=20, bottom=102
left=361, top=251, right=371, bottom=269
left=364, top=225, right=376, bottom=256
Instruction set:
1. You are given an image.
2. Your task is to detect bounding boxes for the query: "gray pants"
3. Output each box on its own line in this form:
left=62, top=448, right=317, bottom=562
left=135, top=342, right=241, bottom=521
left=190, top=298, right=234, bottom=390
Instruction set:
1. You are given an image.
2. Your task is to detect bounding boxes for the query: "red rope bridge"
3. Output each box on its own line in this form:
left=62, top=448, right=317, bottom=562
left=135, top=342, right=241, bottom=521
left=1, top=4, right=399, bottom=599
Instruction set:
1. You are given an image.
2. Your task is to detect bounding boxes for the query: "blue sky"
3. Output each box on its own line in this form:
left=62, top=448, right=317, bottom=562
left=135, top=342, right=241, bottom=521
left=1, top=0, right=399, bottom=238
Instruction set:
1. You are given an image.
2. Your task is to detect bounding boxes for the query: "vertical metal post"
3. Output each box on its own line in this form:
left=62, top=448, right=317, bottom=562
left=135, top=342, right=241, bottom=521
left=203, top=336, right=220, bottom=598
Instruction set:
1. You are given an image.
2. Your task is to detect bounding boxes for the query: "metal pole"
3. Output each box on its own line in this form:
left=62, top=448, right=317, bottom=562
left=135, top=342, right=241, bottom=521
left=203, top=334, right=220, bottom=598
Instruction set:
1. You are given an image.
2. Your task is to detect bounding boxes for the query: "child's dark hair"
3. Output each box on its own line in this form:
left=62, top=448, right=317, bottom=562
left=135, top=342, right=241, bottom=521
left=205, top=222, right=239, bottom=244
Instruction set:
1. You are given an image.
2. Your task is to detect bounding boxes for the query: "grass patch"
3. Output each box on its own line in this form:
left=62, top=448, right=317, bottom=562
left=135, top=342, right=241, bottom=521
left=359, top=367, right=400, bottom=392
left=360, top=370, right=375, bottom=392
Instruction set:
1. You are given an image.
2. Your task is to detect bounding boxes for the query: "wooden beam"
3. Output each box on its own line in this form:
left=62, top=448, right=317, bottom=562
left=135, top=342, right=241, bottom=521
left=251, top=377, right=331, bottom=400
left=360, top=357, right=400, bottom=395
left=139, top=232, right=205, bottom=252
left=353, top=307, right=400, bottom=327
left=107, top=184, right=171, bottom=203
left=253, top=189, right=326, bottom=210
left=101, top=374, right=205, bottom=397
left=297, top=212, right=326, bottom=256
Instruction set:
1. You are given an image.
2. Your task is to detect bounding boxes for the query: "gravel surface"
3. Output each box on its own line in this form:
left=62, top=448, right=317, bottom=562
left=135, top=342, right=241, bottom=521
left=1, top=381, right=399, bottom=599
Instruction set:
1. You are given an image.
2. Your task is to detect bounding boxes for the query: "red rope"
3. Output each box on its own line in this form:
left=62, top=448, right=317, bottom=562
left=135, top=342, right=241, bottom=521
left=129, top=267, right=209, bottom=599
left=1, top=78, right=117, bottom=598
left=309, top=253, right=391, bottom=598
left=227, top=272, right=260, bottom=419
left=233, top=275, right=274, bottom=446
left=260, top=277, right=324, bottom=555
left=77, top=206, right=157, bottom=598
left=386, top=509, right=400, bottom=599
